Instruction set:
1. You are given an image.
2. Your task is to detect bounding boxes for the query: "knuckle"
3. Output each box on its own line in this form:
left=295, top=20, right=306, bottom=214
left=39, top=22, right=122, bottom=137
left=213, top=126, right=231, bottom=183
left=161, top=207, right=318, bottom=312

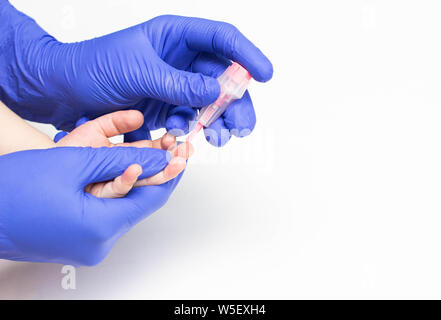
left=148, top=15, right=183, bottom=29
left=222, top=22, right=240, bottom=43
left=150, top=14, right=172, bottom=23
left=220, top=21, right=239, bottom=34
left=216, top=22, right=240, bottom=57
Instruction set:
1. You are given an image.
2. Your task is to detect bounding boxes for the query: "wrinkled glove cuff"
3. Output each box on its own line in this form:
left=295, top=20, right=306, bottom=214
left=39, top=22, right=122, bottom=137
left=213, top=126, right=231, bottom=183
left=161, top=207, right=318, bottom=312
left=0, top=1, right=64, bottom=125
left=0, top=0, right=37, bottom=102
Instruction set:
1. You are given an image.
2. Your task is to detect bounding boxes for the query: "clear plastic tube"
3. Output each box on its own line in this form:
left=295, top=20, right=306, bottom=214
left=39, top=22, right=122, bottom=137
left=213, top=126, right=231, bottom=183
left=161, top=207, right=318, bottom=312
left=186, top=62, right=252, bottom=142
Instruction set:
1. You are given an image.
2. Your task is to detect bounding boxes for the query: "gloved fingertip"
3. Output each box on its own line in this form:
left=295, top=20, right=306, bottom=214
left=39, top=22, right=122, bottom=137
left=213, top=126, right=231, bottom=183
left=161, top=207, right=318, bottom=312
left=223, top=92, right=256, bottom=138
left=166, top=115, right=189, bottom=136
left=233, top=36, right=274, bottom=83
left=230, top=127, right=253, bottom=138
left=54, top=131, right=68, bottom=143
left=252, top=58, right=274, bottom=83
left=205, top=130, right=231, bottom=147
left=204, top=118, right=232, bottom=147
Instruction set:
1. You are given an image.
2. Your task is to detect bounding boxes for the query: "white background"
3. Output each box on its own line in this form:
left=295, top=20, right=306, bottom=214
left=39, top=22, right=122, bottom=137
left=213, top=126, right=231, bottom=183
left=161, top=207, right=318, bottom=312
left=1, top=0, right=441, bottom=299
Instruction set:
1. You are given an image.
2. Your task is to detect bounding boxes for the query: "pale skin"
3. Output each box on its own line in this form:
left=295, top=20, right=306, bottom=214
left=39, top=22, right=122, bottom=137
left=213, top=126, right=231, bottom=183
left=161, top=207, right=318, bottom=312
left=0, top=101, right=193, bottom=199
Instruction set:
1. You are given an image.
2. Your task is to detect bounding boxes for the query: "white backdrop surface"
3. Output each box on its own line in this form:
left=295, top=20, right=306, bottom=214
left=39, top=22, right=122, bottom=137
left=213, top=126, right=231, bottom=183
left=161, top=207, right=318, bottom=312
left=2, top=0, right=441, bottom=299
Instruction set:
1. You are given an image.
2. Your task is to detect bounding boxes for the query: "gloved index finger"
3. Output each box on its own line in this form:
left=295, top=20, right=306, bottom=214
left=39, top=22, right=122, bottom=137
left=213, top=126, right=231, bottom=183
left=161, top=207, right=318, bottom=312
left=183, top=17, right=274, bottom=83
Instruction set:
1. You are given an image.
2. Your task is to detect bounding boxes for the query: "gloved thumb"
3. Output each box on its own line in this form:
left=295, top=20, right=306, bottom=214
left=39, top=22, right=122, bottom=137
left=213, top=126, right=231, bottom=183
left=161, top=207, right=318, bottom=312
left=71, top=146, right=170, bottom=188
left=150, top=54, right=220, bottom=107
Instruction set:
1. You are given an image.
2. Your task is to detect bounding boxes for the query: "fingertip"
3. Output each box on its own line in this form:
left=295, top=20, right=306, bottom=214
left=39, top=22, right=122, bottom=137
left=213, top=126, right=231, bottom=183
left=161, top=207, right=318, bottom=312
left=254, top=58, right=274, bottom=83
left=233, top=34, right=273, bottom=82
left=170, top=155, right=187, bottom=168
left=161, top=133, right=177, bottom=150
left=166, top=105, right=198, bottom=136
left=129, top=163, right=143, bottom=177
left=165, top=156, right=187, bottom=180
left=166, top=115, right=189, bottom=136
left=129, top=109, right=145, bottom=121
left=175, top=141, right=194, bottom=159
left=243, top=54, right=273, bottom=83
left=231, top=127, right=253, bottom=138
left=120, top=164, right=142, bottom=187
left=183, top=18, right=273, bottom=83
left=204, top=118, right=232, bottom=147
left=223, top=92, right=256, bottom=138
left=123, top=110, right=145, bottom=129
left=174, top=157, right=187, bottom=172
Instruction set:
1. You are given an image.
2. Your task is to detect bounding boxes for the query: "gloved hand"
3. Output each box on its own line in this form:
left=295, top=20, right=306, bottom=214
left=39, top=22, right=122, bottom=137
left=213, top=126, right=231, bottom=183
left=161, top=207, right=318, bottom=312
left=0, top=146, right=181, bottom=266
left=0, top=1, right=273, bottom=146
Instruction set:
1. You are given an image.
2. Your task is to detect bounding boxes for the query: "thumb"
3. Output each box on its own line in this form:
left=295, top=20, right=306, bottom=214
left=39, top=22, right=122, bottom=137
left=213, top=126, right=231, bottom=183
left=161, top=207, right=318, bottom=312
left=74, top=146, right=170, bottom=187
left=150, top=54, right=220, bottom=107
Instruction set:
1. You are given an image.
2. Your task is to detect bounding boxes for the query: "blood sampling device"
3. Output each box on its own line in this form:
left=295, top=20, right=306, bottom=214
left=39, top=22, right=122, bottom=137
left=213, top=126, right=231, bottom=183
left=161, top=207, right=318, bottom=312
left=186, top=62, right=252, bottom=142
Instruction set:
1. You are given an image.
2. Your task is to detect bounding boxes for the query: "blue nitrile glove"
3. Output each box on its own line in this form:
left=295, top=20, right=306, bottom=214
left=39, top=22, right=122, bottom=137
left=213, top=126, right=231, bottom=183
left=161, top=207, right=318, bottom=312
left=0, top=146, right=182, bottom=266
left=0, top=1, right=273, bottom=147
